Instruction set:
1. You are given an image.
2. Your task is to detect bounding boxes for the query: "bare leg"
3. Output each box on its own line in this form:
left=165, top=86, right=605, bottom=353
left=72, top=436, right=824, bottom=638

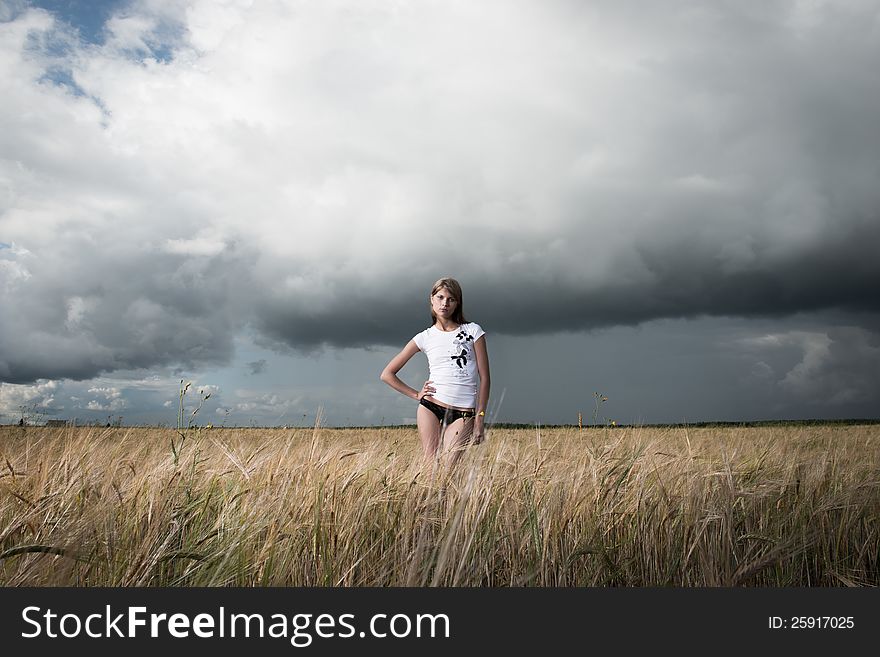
left=440, top=416, right=475, bottom=469
left=416, top=403, right=442, bottom=464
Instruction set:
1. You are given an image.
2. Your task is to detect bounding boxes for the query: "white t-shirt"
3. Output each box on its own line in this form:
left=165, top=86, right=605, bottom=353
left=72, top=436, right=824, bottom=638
left=412, top=322, right=486, bottom=408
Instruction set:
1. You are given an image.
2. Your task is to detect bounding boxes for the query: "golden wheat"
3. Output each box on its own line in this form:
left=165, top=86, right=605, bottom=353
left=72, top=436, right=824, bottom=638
left=0, top=423, right=877, bottom=586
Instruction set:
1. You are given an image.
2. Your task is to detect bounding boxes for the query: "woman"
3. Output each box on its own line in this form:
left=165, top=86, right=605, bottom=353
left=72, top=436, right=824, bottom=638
left=380, top=277, right=490, bottom=467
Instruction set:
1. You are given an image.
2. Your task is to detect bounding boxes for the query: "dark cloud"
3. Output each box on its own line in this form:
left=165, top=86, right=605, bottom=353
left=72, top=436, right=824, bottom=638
left=246, top=359, right=267, bottom=375
left=240, top=1, right=880, bottom=353
left=250, top=212, right=880, bottom=352
left=0, top=242, right=254, bottom=383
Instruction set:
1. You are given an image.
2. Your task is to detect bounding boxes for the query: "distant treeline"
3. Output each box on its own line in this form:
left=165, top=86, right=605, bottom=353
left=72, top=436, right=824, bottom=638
left=359, top=418, right=880, bottom=430
left=8, top=418, right=879, bottom=430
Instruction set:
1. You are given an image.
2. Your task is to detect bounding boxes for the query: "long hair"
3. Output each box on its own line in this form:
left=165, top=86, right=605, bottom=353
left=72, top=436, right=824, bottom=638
left=429, top=277, right=469, bottom=326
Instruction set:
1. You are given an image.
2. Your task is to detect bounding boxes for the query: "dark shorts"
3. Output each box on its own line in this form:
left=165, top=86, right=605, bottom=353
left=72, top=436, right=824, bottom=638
left=419, top=398, right=475, bottom=425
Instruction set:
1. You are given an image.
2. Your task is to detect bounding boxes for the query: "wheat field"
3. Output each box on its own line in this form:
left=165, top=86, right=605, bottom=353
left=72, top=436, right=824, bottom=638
left=0, top=423, right=877, bottom=586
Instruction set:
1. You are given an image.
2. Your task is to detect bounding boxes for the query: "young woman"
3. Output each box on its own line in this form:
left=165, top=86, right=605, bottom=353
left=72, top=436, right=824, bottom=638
left=380, top=277, right=490, bottom=466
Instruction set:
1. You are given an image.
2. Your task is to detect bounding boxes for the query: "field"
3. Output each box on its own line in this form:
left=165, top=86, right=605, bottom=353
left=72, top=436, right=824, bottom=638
left=0, top=423, right=877, bottom=586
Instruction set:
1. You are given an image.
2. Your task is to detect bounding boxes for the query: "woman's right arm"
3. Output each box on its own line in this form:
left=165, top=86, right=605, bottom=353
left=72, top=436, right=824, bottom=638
left=380, top=340, right=423, bottom=400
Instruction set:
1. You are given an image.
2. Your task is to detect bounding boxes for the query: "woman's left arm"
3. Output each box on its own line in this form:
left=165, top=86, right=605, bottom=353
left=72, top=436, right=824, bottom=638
left=473, top=335, right=491, bottom=443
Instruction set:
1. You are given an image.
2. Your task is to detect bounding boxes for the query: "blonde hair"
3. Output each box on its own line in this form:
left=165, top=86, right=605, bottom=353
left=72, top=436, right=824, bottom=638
left=429, top=277, right=468, bottom=326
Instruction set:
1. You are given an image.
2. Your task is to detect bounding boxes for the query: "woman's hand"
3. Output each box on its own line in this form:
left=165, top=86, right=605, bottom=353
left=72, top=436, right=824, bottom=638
left=473, top=416, right=486, bottom=444
left=417, top=381, right=436, bottom=401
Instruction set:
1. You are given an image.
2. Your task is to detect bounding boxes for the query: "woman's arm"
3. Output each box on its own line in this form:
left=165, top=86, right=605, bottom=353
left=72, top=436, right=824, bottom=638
left=380, top=340, right=424, bottom=400
left=473, top=335, right=491, bottom=442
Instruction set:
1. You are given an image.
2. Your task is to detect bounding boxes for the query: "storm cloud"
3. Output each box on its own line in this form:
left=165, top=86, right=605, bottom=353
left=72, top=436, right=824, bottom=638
left=2, top=0, right=879, bottom=401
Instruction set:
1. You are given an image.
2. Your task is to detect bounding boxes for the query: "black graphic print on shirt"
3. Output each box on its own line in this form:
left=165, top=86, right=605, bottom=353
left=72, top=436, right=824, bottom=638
left=449, top=328, right=476, bottom=376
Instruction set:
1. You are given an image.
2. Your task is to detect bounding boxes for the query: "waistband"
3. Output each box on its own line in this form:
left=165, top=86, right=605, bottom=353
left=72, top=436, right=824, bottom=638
left=419, top=398, right=475, bottom=417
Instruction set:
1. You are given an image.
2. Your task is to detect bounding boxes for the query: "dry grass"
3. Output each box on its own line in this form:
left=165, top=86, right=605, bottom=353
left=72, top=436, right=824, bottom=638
left=0, top=423, right=877, bottom=586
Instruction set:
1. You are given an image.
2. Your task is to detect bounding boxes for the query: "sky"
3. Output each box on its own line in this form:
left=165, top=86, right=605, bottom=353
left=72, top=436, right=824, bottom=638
left=1, top=0, right=879, bottom=427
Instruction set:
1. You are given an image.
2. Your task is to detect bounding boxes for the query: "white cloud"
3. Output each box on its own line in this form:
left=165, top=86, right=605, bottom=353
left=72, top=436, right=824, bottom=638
left=103, top=13, right=159, bottom=54
left=232, top=391, right=294, bottom=413
left=0, top=241, right=32, bottom=292
left=88, top=386, right=122, bottom=399
left=86, top=398, right=127, bottom=412
left=163, top=236, right=227, bottom=257
left=0, top=379, right=59, bottom=418
left=86, top=385, right=127, bottom=411
left=0, top=258, right=31, bottom=291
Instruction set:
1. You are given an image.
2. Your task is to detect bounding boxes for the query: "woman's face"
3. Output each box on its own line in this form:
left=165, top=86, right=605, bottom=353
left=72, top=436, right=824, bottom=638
left=431, top=287, right=458, bottom=319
